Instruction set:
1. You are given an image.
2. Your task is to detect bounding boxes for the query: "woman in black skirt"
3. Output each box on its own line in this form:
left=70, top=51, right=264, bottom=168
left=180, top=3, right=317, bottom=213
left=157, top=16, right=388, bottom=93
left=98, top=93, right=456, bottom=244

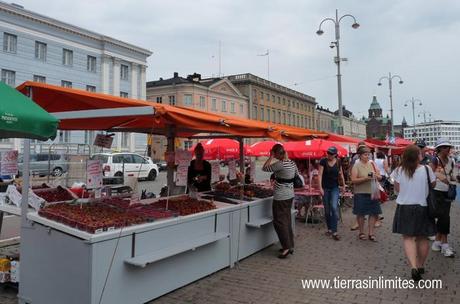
left=391, top=145, right=436, bottom=281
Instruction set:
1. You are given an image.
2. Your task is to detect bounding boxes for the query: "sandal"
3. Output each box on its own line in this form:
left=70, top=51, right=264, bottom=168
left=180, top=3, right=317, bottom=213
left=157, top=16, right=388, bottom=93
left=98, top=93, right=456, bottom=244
left=368, top=235, right=377, bottom=242
left=332, top=234, right=341, bottom=241
left=358, top=233, right=366, bottom=240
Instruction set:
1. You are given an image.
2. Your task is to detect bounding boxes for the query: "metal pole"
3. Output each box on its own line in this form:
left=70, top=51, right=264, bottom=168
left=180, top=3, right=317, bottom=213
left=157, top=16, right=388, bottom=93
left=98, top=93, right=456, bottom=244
left=335, top=10, right=343, bottom=135
left=412, top=99, right=416, bottom=138
left=388, top=72, right=394, bottom=138
left=21, top=139, right=31, bottom=227
left=267, top=50, right=270, bottom=81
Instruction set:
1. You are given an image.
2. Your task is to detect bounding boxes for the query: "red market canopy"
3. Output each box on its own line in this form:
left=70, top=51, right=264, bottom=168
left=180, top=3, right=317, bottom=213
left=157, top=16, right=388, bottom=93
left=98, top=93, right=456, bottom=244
left=246, top=140, right=281, bottom=157
left=16, top=82, right=328, bottom=141
left=283, top=139, right=348, bottom=159
left=190, top=138, right=246, bottom=160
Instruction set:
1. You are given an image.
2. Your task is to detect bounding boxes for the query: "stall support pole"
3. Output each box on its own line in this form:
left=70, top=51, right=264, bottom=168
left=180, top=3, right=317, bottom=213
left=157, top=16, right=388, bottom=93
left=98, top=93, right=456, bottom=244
left=166, top=126, right=183, bottom=195
left=238, top=137, right=244, bottom=175
left=20, top=139, right=31, bottom=227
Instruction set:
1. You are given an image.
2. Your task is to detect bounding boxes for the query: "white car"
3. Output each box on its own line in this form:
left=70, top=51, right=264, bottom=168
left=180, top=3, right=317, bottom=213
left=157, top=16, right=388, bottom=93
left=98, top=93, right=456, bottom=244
left=90, top=153, right=159, bottom=181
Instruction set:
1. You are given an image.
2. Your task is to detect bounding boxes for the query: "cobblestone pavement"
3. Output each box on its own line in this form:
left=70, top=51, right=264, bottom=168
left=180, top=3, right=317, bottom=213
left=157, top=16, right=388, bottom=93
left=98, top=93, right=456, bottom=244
left=150, top=202, right=460, bottom=304
left=1, top=202, right=459, bottom=304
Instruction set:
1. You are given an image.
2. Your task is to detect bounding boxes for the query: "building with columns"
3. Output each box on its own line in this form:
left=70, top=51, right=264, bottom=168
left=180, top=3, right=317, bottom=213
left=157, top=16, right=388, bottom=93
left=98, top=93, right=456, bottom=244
left=315, top=105, right=366, bottom=138
left=0, top=2, right=151, bottom=153
left=146, top=72, right=249, bottom=160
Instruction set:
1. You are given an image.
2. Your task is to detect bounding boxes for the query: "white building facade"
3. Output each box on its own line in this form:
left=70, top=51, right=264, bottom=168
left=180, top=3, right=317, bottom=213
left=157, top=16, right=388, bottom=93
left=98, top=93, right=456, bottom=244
left=404, top=120, right=460, bottom=150
left=0, top=2, right=152, bottom=153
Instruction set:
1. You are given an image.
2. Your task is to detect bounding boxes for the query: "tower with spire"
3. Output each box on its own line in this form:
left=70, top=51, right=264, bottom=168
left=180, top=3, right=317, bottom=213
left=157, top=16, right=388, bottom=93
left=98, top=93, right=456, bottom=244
left=368, top=95, right=382, bottom=118
left=365, top=95, right=392, bottom=139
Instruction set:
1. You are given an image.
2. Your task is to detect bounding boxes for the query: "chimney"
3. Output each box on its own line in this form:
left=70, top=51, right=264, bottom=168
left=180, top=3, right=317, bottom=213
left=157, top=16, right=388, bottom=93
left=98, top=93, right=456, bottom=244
left=173, top=72, right=178, bottom=78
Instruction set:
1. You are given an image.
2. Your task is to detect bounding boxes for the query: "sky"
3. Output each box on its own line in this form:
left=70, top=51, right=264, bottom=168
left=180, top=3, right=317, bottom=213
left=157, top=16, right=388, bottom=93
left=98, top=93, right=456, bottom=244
left=16, top=0, right=460, bottom=125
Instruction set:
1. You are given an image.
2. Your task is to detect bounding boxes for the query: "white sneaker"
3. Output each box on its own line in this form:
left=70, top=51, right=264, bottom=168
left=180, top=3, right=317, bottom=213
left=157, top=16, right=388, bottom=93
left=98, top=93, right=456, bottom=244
left=432, top=241, right=442, bottom=252
left=428, top=236, right=436, bottom=241
left=442, top=246, right=455, bottom=258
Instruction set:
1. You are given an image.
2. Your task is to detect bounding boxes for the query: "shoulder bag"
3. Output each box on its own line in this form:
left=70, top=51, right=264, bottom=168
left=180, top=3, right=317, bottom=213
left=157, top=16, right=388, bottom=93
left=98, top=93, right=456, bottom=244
left=424, top=165, right=438, bottom=218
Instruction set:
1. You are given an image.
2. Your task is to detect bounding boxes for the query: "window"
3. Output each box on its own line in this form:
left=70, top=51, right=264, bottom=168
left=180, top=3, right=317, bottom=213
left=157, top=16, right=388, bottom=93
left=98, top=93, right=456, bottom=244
left=121, top=134, right=130, bottom=148
left=120, top=91, right=129, bottom=98
left=260, top=107, right=265, bottom=121
left=253, top=105, right=258, bottom=119
left=272, top=110, right=276, bottom=123
left=260, top=92, right=264, bottom=100
left=156, top=96, right=163, bottom=104
left=283, top=113, right=286, bottom=124
left=3, top=33, right=17, bottom=53
left=120, top=64, right=129, bottom=80
left=184, top=94, right=192, bottom=105
left=288, top=113, right=291, bottom=125
left=239, top=103, right=244, bottom=114
left=277, top=96, right=281, bottom=104
left=87, top=55, right=96, bottom=72
left=1, top=69, right=15, bottom=86
left=61, top=80, right=72, bottom=88
left=278, top=111, right=281, bottom=124
left=283, top=98, right=286, bottom=105
left=62, top=49, right=73, bottom=66
left=211, top=98, right=217, bottom=110
left=266, top=108, right=270, bottom=122
left=222, top=100, right=227, bottom=112
left=169, top=95, right=176, bottom=106
left=35, top=41, right=46, bottom=61
left=33, top=75, right=46, bottom=83
left=272, top=95, right=275, bottom=102
left=184, top=141, right=193, bottom=150
left=200, top=96, right=206, bottom=108
left=132, top=154, right=148, bottom=164
left=86, top=85, right=96, bottom=92
left=230, top=102, right=235, bottom=113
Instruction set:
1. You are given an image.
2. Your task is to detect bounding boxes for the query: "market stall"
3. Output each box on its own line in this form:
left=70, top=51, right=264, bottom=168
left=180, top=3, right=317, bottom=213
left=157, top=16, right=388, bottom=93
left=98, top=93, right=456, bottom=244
left=13, top=82, right=325, bottom=304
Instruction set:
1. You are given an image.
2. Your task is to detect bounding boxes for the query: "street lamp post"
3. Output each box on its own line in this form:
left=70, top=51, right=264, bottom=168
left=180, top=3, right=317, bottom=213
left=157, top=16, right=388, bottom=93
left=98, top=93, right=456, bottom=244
left=316, top=9, right=360, bottom=135
left=377, top=73, right=404, bottom=138
left=418, top=110, right=432, bottom=123
left=405, top=97, right=422, bottom=138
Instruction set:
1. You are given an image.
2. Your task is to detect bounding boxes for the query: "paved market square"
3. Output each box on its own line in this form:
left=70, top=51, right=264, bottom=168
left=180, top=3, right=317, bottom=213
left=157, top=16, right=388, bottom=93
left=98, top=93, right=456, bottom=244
left=149, top=201, right=460, bottom=304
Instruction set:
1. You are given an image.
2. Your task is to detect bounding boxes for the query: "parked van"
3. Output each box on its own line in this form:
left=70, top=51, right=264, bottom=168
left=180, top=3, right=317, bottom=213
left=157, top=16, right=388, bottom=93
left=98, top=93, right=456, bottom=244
left=18, top=153, right=69, bottom=177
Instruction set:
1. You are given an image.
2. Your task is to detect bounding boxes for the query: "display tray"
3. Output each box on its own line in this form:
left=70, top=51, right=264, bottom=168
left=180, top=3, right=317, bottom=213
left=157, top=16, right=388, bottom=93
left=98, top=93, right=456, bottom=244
left=28, top=199, right=238, bottom=243
left=200, top=195, right=240, bottom=205
left=205, top=191, right=254, bottom=202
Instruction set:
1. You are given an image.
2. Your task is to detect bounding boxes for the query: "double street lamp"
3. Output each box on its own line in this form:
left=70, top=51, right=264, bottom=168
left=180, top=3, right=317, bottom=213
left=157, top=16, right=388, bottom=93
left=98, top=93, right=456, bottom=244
left=418, top=110, right=432, bottom=123
left=405, top=97, right=422, bottom=138
left=316, top=9, right=360, bottom=135
left=377, top=73, right=404, bottom=138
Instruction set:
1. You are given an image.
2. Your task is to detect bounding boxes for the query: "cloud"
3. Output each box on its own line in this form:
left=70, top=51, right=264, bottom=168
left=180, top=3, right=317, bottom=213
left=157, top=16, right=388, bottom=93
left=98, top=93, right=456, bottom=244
left=16, top=0, right=460, bottom=123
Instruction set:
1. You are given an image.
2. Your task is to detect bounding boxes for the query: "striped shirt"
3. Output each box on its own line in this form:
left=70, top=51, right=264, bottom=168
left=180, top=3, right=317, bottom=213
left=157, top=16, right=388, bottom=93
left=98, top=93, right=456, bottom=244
left=263, top=160, right=298, bottom=200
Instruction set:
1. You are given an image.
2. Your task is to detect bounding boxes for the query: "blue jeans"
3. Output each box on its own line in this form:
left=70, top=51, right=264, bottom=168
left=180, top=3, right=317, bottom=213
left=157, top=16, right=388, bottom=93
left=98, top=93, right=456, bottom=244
left=323, top=187, right=340, bottom=233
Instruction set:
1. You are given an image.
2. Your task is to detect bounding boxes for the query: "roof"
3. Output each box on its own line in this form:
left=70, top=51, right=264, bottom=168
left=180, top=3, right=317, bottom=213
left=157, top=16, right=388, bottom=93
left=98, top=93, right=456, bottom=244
left=146, top=74, right=223, bottom=88
left=0, top=1, right=152, bottom=56
left=369, top=95, right=382, bottom=110
left=16, top=81, right=327, bottom=141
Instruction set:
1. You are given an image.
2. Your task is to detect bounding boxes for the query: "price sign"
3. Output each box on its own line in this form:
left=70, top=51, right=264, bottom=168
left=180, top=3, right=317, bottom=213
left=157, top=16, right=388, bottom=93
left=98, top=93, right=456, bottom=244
left=86, top=159, right=103, bottom=189
left=228, top=160, right=237, bottom=180
left=93, top=134, right=114, bottom=149
left=250, top=160, right=256, bottom=181
left=211, top=161, right=220, bottom=183
left=176, top=164, right=189, bottom=186
left=1, top=150, right=18, bottom=175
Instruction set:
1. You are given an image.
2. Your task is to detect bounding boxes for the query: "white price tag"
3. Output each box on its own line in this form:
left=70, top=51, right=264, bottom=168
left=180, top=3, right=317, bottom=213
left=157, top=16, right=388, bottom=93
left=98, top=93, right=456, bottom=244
left=228, top=160, right=237, bottom=180
left=6, top=185, right=21, bottom=207
left=211, top=161, right=220, bottom=183
left=176, top=164, right=189, bottom=186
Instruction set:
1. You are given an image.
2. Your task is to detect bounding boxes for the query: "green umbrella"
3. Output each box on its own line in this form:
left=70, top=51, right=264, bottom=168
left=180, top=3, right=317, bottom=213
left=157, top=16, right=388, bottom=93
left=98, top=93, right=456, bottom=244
left=0, top=81, right=58, bottom=141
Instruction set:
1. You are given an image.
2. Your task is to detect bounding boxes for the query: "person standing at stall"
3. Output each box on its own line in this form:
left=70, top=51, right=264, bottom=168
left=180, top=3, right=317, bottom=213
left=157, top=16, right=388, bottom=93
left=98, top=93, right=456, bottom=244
left=318, top=146, right=345, bottom=240
left=351, top=146, right=382, bottom=241
left=187, top=143, right=212, bottom=192
left=263, top=144, right=298, bottom=259
left=391, top=145, right=436, bottom=281
left=430, top=139, right=456, bottom=257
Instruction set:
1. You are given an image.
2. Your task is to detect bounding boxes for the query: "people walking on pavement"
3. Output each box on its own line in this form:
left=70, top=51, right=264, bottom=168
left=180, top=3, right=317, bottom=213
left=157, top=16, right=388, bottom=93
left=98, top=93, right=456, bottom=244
left=375, top=151, right=390, bottom=192
left=416, top=139, right=432, bottom=166
left=391, top=145, right=436, bottom=281
left=430, top=138, right=457, bottom=258
left=263, top=144, right=299, bottom=259
left=351, top=145, right=382, bottom=241
left=318, top=146, right=346, bottom=241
